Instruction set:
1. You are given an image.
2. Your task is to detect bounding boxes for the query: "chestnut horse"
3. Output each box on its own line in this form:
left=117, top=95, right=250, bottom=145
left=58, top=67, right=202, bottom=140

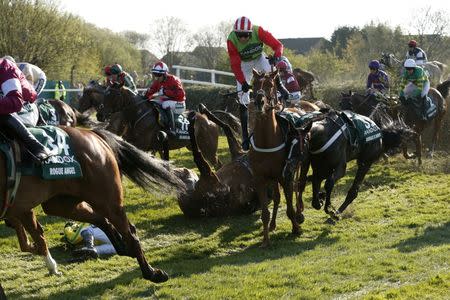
left=2, top=127, right=184, bottom=283
left=99, top=86, right=222, bottom=168
left=248, top=69, right=305, bottom=247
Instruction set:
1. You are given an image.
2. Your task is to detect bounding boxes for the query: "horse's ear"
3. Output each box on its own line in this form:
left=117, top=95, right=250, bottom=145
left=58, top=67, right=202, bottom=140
left=252, top=68, right=260, bottom=76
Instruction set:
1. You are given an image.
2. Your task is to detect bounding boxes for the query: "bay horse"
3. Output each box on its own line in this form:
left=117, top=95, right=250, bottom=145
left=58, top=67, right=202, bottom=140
left=293, top=67, right=316, bottom=100
left=2, top=127, right=185, bottom=283
left=248, top=69, right=306, bottom=247
left=177, top=104, right=261, bottom=217
left=299, top=109, right=416, bottom=222
left=99, top=86, right=222, bottom=168
left=38, top=98, right=94, bottom=127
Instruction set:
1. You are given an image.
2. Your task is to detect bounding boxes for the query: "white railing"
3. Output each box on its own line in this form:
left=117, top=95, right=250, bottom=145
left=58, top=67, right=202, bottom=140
left=172, top=65, right=235, bottom=88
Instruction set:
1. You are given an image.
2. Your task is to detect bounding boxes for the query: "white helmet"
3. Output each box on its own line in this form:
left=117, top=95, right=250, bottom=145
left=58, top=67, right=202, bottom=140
left=2, top=55, right=16, bottom=64
left=151, top=61, right=169, bottom=74
left=404, top=59, right=417, bottom=68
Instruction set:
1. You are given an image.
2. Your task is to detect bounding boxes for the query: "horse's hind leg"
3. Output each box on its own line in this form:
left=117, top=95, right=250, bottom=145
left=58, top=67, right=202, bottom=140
left=324, top=162, right=347, bottom=217
left=18, top=211, right=60, bottom=275
left=41, top=197, right=127, bottom=256
left=311, top=173, right=323, bottom=210
left=4, top=217, right=36, bottom=254
left=104, top=203, right=168, bottom=283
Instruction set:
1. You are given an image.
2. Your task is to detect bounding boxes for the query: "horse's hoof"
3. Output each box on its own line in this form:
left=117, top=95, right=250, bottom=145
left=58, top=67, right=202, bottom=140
left=296, top=213, right=305, bottom=224
left=269, top=223, right=276, bottom=232
left=312, top=201, right=322, bottom=210
left=325, top=217, right=336, bottom=225
left=48, top=270, right=62, bottom=276
left=145, top=268, right=169, bottom=283
left=292, top=226, right=302, bottom=235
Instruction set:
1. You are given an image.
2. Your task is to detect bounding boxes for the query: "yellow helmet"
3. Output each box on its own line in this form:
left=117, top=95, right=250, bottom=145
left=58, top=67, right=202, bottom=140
left=63, top=222, right=87, bottom=245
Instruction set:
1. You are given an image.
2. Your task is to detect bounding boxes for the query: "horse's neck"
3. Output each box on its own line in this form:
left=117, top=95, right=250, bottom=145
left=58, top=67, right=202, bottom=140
left=253, top=110, right=282, bottom=146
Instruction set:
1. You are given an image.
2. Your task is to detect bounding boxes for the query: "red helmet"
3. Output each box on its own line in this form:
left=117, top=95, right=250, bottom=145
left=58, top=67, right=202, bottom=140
left=104, top=65, right=112, bottom=76
left=408, top=40, right=417, bottom=47
left=234, top=16, right=253, bottom=33
left=276, top=61, right=288, bottom=71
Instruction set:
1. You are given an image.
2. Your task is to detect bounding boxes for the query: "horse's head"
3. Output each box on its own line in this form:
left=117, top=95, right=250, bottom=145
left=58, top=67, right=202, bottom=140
left=339, top=90, right=355, bottom=110
left=252, top=69, right=279, bottom=112
left=78, top=82, right=106, bottom=113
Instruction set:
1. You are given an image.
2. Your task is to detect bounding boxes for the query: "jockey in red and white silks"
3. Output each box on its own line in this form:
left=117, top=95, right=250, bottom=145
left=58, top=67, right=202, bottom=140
left=227, top=16, right=284, bottom=105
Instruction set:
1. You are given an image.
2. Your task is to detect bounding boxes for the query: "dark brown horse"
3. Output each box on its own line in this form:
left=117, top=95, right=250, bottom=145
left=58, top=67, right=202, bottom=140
left=293, top=67, right=316, bottom=100
left=99, top=86, right=222, bottom=168
left=37, top=98, right=93, bottom=127
left=177, top=104, right=261, bottom=217
left=248, top=69, right=304, bottom=247
left=298, top=109, right=415, bottom=222
left=2, top=127, right=184, bottom=282
left=340, top=83, right=448, bottom=164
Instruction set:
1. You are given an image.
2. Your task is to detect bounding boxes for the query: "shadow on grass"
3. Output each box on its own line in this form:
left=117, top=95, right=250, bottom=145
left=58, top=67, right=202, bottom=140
left=395, top=221, right=450, bottom=253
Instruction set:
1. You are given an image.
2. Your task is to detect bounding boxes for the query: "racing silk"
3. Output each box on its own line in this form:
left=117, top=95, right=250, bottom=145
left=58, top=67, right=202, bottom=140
left=366, top=69, right=390, bottom=94
left=0, top=59, right=37, bottom=114
left=17, top=62, right=47, bottom=95
left=406, top=47, right=427, bottom=66
left=227, top=26, right=283, bottom=83
left=280, top=71, right=300, bottom=93
left=117, top=72, right=137, bottom=93
left=398, top=67, right=428, bottom=98
left=144, top=74, right=185, bottom=102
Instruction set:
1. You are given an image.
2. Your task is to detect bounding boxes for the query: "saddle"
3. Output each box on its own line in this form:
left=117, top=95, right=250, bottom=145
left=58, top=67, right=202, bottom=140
left=150, top=102, right=190, bottom=140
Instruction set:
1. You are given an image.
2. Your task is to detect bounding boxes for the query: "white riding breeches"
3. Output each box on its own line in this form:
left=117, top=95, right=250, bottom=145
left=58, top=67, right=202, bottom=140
left=237, top=53, right=272, bottom=105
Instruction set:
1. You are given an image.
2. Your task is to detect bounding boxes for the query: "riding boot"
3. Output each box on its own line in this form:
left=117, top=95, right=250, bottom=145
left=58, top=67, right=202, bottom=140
left=75, top=230, right=98, bottom=259
left=421, top=96, right=428, bottom=121
left=166, top=108, right=177, bottom=137
left=0, top=115, right=53, bottom=161
left=275, top=75, right=290, bottom=104
left=283, top=137, right=300, bottom=179
left=239, top=104, right=249, bottom=150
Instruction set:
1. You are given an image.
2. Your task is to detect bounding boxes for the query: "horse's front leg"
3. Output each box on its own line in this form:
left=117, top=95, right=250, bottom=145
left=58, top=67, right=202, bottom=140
left=18, top=211, right=60, bottom=275
left=336, top=162, right=372, bottom=219
left=5, top=218, right=37, bottom=254
left=415, top=133, right=422, bottom=165
left=295, top=159, right=310, bottom=223
left=324, top=162, right=346, bottom=218
left=255, top=179, right=271, bottom=247
left=269, top=182, right=280, bottom=232
left=311, top=172, right=323, bottom=210
left=282, top=179, right=301, bottom=235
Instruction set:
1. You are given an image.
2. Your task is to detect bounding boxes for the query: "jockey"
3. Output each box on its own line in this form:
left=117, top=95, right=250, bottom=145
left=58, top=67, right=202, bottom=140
left=144, top=61, right=186, bottom=136
left=103, top=65, right=113, bottom=85
left=398, top=58, right=430, bottom=120
left=366, top=60, right=390, bottom=98
left=108, top=64, right=137, bottom=93
left=0, top=58, right=53, bottom=161
left=405, top=40, right=427, bottom=66
left=63, top=222, right=116, bottom=259
left=2, top=56, right=47, bottom=96
left=227, top=16, right=289, bottom=150
left=276, top=60, right=302, bottom=106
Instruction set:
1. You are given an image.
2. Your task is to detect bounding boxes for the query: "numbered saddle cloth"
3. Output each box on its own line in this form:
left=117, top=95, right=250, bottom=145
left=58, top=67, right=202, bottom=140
left=340, top=111, right=382, bottom=146
left=26, top=126, right=83, bottom=179
left=153, top=104, right=190, bottom=140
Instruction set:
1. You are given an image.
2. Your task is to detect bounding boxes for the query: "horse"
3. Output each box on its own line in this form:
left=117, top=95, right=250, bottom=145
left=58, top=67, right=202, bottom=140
left=177, top=104, right=261, bottom=217
left=2, top=127, right=184, bottom=282
left=78, top=80, right=107, bottom=116
left=293, top=67, right=317, bottom=100
left=298, top=108, right=416, bottom=222
left=340, top=83, right=448, bottom=164
left=99, top=86, right=222, bottom=168
left=38, top=98, right=94, bottom=127
left=380, top=52, right=447, bottom=86
left=248, top=69, right=307, bottom=247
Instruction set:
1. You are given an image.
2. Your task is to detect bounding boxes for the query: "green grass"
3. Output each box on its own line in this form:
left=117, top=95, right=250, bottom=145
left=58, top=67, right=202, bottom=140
left=1, top=137, right=449, bottom=299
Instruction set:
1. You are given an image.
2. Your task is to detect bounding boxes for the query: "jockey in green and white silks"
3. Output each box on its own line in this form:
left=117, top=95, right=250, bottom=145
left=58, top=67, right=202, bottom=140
left=398, top=59, right=431, bottom=120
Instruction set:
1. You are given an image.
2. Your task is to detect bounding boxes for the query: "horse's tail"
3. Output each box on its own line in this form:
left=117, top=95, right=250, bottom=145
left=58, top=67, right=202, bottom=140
left=74, top=108, right=98, bottom=128
left=93, top=128, right=186, bottom=193
left=211, top=110, right=242, bottom=135
left=380, top=123, right=416, bottom=152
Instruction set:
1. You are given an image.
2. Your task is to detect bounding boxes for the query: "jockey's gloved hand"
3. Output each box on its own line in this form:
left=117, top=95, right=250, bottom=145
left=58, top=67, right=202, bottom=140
left=241, top=81, right=250, bottom=93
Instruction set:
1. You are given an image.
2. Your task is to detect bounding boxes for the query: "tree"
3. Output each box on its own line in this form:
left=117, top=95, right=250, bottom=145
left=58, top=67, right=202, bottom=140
left=148, top=17, right=189, bottom=66
left=121, top=31, right=150, bottom=49
left=330, top=26, right=360, bottom=58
